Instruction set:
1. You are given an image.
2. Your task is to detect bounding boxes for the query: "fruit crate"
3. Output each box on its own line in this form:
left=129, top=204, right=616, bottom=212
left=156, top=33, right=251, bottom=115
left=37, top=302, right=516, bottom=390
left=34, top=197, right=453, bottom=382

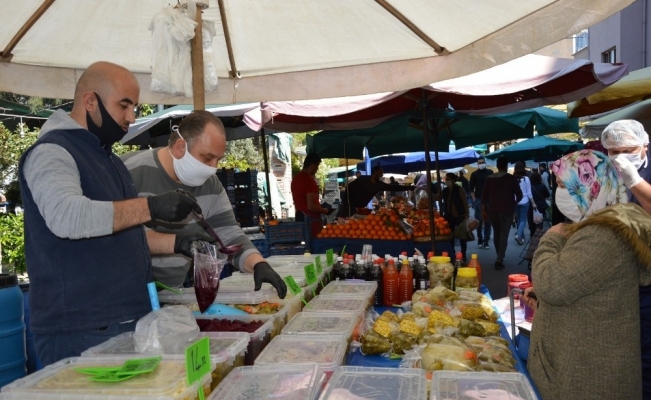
left=250, top=239, right=268, bottom=257
left=226, top=187, right=235, bottom=203
left=268, top=244, right=307, bottom=256
left=234, top=169, right=258, bottom=186
left=218, top=169, right=235, bottom=187
left=264, top=220, right=309, bottom=245
left=235, top=186, right=258, bottom=202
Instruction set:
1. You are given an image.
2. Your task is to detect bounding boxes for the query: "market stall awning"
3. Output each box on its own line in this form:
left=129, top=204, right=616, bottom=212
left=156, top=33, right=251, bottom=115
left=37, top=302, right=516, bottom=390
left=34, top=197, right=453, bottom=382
left=245, top=54, right=628, bottom=132
left=568, top=66, right=651, bottom=117
left=485, top=135, right=584, bottom=162
left=0, top=0, right=633, bottom=104
left=306, top=107, right=578, bottom=159
left=356, top=149, right=480, bottom=174
left=580, top=98, right=651, bottom=138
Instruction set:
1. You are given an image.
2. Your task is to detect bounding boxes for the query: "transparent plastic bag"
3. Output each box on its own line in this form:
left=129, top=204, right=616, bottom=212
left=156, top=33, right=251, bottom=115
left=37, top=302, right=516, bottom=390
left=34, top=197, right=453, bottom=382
left=133, top=305, right=199, bottom=354
left=192, top=241, right=227, bottom=313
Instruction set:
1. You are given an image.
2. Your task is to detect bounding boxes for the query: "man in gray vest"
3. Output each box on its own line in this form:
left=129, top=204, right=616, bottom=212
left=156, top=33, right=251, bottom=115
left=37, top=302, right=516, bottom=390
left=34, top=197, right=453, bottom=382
left=19, top=62, right=203, bottom=366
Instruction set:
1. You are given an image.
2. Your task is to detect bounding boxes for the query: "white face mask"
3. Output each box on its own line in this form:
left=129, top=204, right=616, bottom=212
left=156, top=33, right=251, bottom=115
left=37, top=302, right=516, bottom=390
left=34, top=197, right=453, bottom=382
left=555, top=187, right=584, bottom=222
left=610, top=150, right=646, bottom=170
left=478, top=163, right=486, bottom=170
left=170, top=131, right=217, bottom=187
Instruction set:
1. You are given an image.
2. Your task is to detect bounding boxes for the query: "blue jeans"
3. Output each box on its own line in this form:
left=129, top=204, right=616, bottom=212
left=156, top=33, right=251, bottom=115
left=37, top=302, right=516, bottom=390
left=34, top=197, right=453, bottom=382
left=516, top=203, right=529, bottom=239
left=473, top=198, right=491, bottom=243
left=34, top=320, right=138, bottom=367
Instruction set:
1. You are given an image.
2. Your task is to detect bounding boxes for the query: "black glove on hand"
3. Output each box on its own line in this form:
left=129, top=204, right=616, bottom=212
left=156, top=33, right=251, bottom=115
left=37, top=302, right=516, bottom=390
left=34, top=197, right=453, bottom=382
left=147, top=190, right=202, bottom=222
left=254, top=262, right=287, bottom=299
left=174, top=233, right=216, bottom=258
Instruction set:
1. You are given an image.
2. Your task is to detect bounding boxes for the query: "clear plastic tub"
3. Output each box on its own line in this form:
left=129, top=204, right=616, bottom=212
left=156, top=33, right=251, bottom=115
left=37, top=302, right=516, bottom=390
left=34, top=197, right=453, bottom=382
left=0, top=356, right=212, bottom=400
left=305, top=295, right=369, bottom=316
left=254, top=335, right=348, bottom=382
left=207, top=363, right=322, bottom=400
left=321, top=367, right=427, bottom=400
left=319, top=281, right=377, bottom=305
left=281, top=312, right=358, bottom=344
left=158, top=286, right=275, bottom=306
left=431, top=371, right=538, bottom=400
left=80, top=332, right=249, bottom=390
left=195, top=315, right=274, bottom=366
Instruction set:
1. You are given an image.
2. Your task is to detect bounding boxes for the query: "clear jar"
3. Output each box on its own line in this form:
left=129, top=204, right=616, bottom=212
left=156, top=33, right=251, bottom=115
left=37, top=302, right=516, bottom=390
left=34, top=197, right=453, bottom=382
left=427, top=256, right=454, bottom=289
left=455, top=268, right=479, bottom=292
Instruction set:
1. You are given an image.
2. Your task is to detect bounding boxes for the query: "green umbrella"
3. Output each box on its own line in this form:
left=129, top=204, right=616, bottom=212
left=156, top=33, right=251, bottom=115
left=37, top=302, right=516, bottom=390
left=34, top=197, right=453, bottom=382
left=306, top=107, right=578, bottom=158
left=485, top=136, right=584, bottom=162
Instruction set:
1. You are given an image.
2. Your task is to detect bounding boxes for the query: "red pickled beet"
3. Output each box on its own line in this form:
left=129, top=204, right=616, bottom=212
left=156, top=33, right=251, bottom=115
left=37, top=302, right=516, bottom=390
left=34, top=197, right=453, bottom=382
left=194, top=267, right=220, bottom=313
left=196, top=318, right=265, bottom=333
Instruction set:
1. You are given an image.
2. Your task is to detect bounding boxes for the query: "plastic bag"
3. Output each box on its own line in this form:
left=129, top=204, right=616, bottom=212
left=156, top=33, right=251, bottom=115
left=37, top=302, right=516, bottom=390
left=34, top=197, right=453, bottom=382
left=192, top=241, right=227, bottom=313
left=454, top=218, right=475, bottom=241
left=533, top=208, right=544, bottom=224
left=133, top=305, right=199, bottom=354
left=466, top=216, right=479, bottom=232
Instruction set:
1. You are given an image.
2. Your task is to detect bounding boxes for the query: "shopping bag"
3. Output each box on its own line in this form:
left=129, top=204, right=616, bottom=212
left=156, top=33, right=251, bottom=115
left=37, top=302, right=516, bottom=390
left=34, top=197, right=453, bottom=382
left=454, top=219, right=475, bottom=241
left=466, top=216, right=479, bottom=232
left=533, top=209, right=544, bottom=224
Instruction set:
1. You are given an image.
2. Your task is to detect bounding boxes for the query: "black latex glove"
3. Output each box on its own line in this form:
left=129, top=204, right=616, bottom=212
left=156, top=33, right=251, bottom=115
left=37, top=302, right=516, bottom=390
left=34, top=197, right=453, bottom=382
left=254, top=261, right=287, bottom=299
left=147, top=189, right=202, bottom=222
left=174, top=233, right=216, bottom=258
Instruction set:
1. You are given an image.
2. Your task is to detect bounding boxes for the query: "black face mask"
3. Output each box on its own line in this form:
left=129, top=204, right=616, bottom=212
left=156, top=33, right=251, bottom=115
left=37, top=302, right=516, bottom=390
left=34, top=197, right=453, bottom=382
left=86, top=93, right=126, bottom=147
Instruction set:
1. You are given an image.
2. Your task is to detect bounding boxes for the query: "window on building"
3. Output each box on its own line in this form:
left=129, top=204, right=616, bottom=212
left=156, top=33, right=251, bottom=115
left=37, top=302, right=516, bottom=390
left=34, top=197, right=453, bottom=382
left=602, top=48, right=616, bottom=63
left=574, top=30, right=588, bottom=53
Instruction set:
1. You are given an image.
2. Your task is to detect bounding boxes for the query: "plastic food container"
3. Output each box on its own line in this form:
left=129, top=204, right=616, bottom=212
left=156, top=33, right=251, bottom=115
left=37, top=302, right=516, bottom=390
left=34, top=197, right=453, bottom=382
left=319, top=281, right=377, bottom=306
left=281, top=312, right=358, bottom=344
left=0, top=356, right=212, bottom=400
left=207, top=363, right=322, bottom=400
left=80, top=332, right=249, bottom=390
left=195, top=314, right=274, bottom=365
left=321, top=366, right=427, bottom=400
left=158, top=286, right=276, bottom=306
left=304, top=296, right=369, bottom=340
left=254, top=335, right=348, bottom=382
left=431, top=371, right=538, bottom=400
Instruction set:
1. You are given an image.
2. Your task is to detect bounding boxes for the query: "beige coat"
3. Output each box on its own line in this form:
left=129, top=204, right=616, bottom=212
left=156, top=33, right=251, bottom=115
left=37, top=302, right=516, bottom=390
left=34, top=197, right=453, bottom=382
left=529, top=203, right=651, bottom=400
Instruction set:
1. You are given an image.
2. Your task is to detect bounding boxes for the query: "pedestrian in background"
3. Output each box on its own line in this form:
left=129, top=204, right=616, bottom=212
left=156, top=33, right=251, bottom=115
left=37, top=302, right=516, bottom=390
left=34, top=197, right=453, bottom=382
left=469, top=157, right=493, bottom=249
left=513, top=161, right=534, bottom=245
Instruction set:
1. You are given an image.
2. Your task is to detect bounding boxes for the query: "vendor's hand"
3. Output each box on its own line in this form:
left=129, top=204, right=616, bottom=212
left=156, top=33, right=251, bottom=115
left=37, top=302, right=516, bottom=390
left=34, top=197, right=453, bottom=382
left=326, top=207, right=337, bottom=215
left=612, top=154, right=644, bottom=188
left=254, top=262, right=287, bottom=299
left=174, top=233, right=216, bottom=257
left=481, top=210, right=489, bottom=222
left=148, top=190, right=202, bottom=222
left=522, top=287, right=538, bottom=309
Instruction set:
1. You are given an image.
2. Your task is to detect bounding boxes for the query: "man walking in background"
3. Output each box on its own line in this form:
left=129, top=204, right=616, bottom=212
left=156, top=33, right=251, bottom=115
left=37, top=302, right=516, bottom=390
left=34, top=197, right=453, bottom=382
left=469, top=157, right=493, bottom=249
left=481, top=156, right=522, bottom=270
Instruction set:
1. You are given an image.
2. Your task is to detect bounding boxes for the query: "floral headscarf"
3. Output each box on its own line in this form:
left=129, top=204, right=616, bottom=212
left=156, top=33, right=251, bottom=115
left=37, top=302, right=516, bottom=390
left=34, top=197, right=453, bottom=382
left=551, top=150, right=628, bottom=219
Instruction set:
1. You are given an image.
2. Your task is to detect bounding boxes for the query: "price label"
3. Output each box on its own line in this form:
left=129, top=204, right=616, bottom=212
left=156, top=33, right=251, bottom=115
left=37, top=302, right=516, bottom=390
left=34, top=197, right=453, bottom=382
left=120, top=357, right=162, bottom=375
left=315, top=256, right=323, bottom=275
left=304, top=264, right=318, bottom=285
left=326, top=249, right=334, bottom=266
left=186, top=337, right=211, bottom=400
left=283, top=275, right=302, bottom=296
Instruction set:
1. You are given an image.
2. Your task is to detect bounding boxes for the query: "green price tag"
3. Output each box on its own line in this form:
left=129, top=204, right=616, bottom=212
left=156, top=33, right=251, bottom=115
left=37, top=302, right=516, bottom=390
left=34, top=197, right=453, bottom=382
left=119, top=357, right=162, bottom=375
left=186, top=337, right=211, bottom=400
left=326, top=249, right=334, bottom=266
left=315, top=256, right=323, bottom=275
left=283, top=275, right=302, bottom=296
left=76, top=356, right=162, bottom=383
left=304, top=264, right=317, bottom=285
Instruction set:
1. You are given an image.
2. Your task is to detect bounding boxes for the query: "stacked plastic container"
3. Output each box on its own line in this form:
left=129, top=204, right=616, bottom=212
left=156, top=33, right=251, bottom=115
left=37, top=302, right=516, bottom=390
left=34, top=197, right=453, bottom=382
left=430, top=371, right=538, bottom=400
left=319, top=281, right=378, bottom=308
left=281, top=312, right=358, bottom=345
left=0, top=356, right=213, bottom=400
left=304, top=295, right=370, bottom=341
left=321, top=367, right=427, bottom=400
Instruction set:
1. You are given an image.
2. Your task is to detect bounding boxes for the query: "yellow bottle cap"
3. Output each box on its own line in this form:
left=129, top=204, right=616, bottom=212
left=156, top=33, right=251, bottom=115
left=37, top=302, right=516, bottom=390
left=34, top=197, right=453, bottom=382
left=457, top=267, right=477, bottom=278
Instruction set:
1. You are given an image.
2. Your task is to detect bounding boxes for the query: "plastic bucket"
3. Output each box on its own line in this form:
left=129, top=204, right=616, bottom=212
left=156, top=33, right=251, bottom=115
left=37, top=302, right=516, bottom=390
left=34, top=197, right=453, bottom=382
left=0, top=274, right=26, bottom=388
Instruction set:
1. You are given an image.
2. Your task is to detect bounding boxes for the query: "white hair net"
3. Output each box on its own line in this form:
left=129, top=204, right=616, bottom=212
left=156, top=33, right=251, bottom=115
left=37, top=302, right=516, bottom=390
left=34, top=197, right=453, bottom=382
left=601, top=119, right=649, bottom=149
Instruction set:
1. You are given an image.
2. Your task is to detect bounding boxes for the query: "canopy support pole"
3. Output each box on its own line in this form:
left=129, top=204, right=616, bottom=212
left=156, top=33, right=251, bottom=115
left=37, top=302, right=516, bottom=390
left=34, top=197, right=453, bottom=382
left=260, top=127, right=273, bottom=219
left=421, top=90, right=437, bottom=253
left=0, top=0, right=56, bottom=61
left=190, top=3, right=208, bottom=110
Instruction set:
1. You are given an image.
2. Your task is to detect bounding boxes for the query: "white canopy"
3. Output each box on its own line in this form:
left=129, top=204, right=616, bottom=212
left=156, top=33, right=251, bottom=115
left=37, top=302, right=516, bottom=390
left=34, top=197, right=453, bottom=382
left=0, top=0, right=634, bottom=104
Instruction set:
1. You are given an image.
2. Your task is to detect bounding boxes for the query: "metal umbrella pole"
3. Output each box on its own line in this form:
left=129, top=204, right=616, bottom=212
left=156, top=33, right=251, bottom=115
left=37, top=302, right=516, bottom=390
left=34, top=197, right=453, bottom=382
left=420, top=90, right=437, bottom=252
left=260, top=127, right=273, bottom=219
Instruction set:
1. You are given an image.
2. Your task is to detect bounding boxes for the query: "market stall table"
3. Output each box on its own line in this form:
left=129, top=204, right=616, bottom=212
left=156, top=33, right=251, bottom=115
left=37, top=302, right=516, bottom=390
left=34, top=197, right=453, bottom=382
left=310, top=238, right=454, bottom=257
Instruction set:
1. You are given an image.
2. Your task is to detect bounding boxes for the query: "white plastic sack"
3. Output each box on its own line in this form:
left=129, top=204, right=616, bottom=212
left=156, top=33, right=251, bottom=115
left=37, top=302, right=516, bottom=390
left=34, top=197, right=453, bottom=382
left=133, top=305, right=199, bottom=354
left=533, top=209, right=544, bottom=224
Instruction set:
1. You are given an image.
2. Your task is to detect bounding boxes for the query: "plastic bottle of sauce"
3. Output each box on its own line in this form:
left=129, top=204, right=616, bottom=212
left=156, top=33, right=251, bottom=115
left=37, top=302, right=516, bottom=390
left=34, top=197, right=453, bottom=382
left=398, top=259, right=413, bottom=303
left=466, top=254, right=482, bottom=287
left=453, top=252, right=464, bottom=291
left=418, top=257, right=430, bottom=290
left=508, top=274, right=529, bottom=300
left=369, top=260, right=384, bottom=306
left=455, top=267, right=480, bottom=293
left=409, top=257, right=417, bottom=289
left=383, top=260, right=399, bottom=306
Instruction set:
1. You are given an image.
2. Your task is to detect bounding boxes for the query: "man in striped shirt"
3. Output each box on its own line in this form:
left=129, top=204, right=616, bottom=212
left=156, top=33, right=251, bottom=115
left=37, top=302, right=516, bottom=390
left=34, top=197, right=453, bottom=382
left=122, top=111, right=287, bottom=298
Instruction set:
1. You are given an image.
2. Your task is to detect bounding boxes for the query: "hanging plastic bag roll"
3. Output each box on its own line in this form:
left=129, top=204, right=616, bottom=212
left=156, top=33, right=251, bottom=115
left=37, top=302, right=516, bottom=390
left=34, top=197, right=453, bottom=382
left=192, top=240, right=227, bottom=313
left=133, top=305, right=199, bottom=354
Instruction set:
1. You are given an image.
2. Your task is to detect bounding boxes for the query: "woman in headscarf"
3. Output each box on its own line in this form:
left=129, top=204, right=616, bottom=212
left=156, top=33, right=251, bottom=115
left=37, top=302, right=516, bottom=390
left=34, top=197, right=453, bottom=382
left=523, top=150, right=651, bottom=400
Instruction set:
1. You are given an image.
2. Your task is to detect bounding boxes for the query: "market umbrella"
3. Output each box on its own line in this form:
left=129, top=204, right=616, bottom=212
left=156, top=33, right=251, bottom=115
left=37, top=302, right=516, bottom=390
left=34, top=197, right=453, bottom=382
left=484, top=136, right=584, bottom=162
left=580, top=98, right=651, bottom=138
left=568, top=66, right=651, bottom=117
left=356, top=149, right=480, bottom=175
left=306, top=107, right=579, bottom=158
left=245, top=54, right=628, bottom=132
left=0, top=0, right=634, bottom=104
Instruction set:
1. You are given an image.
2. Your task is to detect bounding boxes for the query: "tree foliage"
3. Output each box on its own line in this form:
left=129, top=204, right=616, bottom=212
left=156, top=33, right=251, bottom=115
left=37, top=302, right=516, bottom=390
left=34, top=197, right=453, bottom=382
left=219, top=138, right=264, bottom=171
left=0, top=123, right=39, bottom=203
left=290, top=131, right=339, bottom=187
